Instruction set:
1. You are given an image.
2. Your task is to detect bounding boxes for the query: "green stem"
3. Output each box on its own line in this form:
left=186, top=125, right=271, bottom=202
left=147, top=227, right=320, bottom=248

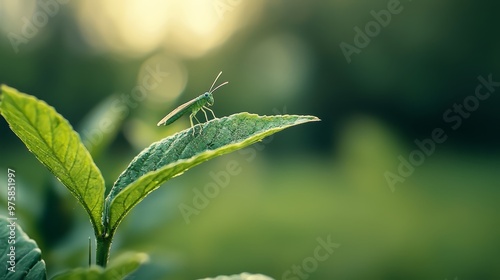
left=96, top=234, right=113, bottom=267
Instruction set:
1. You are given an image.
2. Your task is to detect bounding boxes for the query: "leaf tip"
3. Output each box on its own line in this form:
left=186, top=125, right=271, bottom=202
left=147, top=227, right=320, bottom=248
left=295, top=115, right=321, bottom=124
left=308, top=116, right=321, bottom=122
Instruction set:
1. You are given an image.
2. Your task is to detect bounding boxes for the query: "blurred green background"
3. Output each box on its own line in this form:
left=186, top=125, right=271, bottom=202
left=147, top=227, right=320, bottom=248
left=1, top=0, right=500, bottom=279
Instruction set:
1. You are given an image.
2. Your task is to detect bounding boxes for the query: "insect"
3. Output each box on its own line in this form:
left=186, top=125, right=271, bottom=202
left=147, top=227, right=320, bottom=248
left=157, top=71, right=228, bottom=134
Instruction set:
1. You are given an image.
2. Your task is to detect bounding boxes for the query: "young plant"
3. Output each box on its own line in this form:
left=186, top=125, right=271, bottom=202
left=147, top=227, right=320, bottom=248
left=0, top=84, right=319, bottom=279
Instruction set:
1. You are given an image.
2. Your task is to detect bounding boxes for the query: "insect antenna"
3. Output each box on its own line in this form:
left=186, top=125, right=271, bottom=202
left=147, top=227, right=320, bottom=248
left=209, top=71, right=229, bottom=93
left=211, top=81, right=228, bottom=93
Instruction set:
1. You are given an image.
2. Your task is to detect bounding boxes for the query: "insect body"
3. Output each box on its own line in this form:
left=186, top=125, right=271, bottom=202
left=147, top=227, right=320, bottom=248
left=157, top=71, right=228, bottom=132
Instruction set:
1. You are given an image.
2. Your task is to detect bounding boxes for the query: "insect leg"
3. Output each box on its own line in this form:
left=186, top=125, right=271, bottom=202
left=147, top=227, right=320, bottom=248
left=192, top=113, right=201, bottom=124
left=191, top=111, right=204, bottom=135
left=200, top=107, right=209, bottom=122
left=203, top=106, right=216, bottom=119
left=189, top=112, right=195, bottom=135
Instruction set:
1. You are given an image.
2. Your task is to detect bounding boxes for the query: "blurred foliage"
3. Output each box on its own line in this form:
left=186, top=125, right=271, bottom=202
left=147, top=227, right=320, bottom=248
left=0, top=0, right=499, bottom=279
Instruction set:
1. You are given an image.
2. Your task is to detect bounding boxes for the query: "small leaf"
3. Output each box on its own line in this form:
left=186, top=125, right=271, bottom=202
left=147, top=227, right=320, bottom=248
left=0, top=216, right=47, bottom=280
left=51, top=267, right=101, bottom=280
left=79, top=94, right=127, bottom=158
left=105, top=112, right=319, bottom=234
left=51, top=252, right=148, bottom=280
left=198, top=272, right=275, bottom=280
left=0, top=85, right=105, bottom=236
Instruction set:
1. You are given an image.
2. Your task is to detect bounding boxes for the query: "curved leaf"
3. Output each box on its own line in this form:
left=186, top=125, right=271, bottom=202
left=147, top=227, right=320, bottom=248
left=105, top=112, right=319, bottom=234
left=0, top=85, right=105, bottom=236
left=52, top=252, right=148, bottom=280
left=79, top=94, right=127, bottom=158
left=0, top=216, right=47, bottom=280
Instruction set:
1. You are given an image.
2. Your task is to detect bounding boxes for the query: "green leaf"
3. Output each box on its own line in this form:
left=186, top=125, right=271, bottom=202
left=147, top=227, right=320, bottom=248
left=198, top=272, right=275, bottom=280
left=0, top=216, right=47, bottom=280
left=0, top=85, right=106, bottom=236
left=79, top=94, right=127, bottom=158
left=105, top=112, right=319, bottom=234
left=51, top=252, right=148, bottom=280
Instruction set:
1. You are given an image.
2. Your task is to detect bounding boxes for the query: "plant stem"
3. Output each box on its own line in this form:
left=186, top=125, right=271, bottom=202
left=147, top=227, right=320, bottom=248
left=96, top=234, right=113, bottom=267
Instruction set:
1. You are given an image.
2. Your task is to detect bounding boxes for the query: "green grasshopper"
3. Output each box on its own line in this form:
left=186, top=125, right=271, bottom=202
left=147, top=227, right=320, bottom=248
left=157, top=71, right=228, bottom=134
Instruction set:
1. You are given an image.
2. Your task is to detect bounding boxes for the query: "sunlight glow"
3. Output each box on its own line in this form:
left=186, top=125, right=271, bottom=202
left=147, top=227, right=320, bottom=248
left=75, top=0, right=263, bottom=57
left=0, top=0, right=37, bottom=33
left=76, top=0, right=170, bottom=55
